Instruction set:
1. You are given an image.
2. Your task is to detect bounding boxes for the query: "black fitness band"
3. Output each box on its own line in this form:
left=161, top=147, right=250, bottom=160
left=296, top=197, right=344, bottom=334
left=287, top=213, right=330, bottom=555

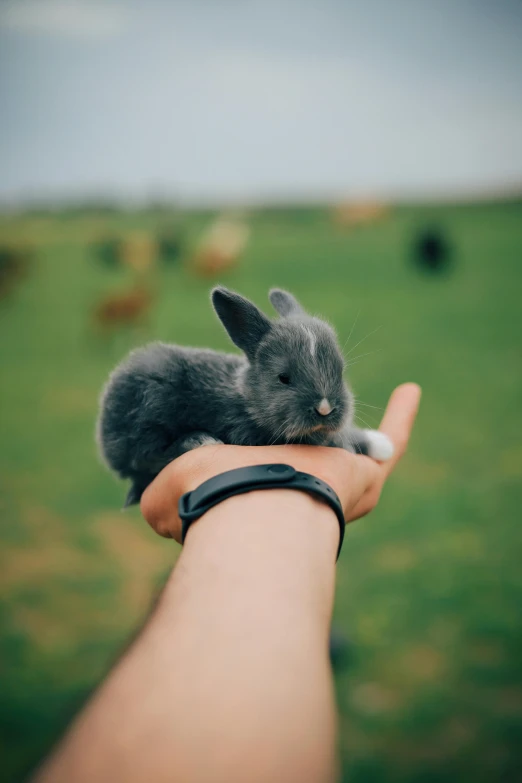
left=178, top=464, right=345, bottom=560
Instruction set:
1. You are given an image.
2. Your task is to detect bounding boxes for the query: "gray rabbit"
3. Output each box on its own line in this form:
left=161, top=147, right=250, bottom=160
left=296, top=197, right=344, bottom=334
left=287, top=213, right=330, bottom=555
left=96, top=287, right=393, bottom=506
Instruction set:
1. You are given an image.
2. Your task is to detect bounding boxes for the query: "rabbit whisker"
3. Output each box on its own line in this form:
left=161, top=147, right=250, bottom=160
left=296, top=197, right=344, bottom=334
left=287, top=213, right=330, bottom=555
left=285, top=423, right=303, bottom=443
left=354, top=401, right=380, bottom=425
left=268, top=422, right=285, bottom=447
left=354, top=412, right=375, bottom=431
left=354, top=400, right=384, bottom=411
left=342, top=308, right=361, bottom=353
left=345, top=326, right=382, bottom=358
left=347, top=348, right=383, bottom=364
left=269, top=416, right=293, bottom=446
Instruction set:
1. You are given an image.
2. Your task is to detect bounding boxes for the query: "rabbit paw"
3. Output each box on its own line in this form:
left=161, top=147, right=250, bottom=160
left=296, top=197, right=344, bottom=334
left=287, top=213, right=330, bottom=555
left=181, top=433, right=224, bottom=450
left=365, top=430, right=394, bottom=461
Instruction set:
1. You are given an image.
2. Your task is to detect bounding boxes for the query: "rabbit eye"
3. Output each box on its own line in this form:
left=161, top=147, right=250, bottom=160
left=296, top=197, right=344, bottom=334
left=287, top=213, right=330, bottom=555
left=278, top=373, right=291, bottom=385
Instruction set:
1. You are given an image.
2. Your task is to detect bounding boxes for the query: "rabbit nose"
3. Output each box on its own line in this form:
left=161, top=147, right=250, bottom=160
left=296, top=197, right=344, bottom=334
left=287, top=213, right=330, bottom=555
left=315, top=398, right=333, bottom=416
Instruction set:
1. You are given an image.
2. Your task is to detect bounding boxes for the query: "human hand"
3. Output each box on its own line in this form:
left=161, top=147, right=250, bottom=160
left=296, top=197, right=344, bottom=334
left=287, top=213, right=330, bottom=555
left=140, top=383, right=421, bottom=542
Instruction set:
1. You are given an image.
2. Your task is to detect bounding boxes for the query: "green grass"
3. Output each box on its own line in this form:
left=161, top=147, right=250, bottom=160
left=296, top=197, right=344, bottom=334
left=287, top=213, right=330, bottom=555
left=0, top=202, right=521, bottom=782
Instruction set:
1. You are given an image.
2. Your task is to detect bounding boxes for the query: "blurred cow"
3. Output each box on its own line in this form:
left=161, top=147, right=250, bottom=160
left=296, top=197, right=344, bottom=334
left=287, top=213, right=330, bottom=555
left=120, top=232, right=158, bottom=274
left=413, top=228, right=452, bottom=274
left=157, top=229, right=184, bottom=265
left=92, top=282, right=155, bottom=339
left=0, top=245, right=33, bottom=301
left=93, top=232, right=158, bottom=272
left=190, top=217, right=250, bottom=277
left=333, top=201, right=390, bottom=229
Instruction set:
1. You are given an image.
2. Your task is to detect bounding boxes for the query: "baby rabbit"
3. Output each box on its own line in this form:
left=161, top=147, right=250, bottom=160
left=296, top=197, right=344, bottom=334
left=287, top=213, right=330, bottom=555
left=97, top=287, right=393, bottom=506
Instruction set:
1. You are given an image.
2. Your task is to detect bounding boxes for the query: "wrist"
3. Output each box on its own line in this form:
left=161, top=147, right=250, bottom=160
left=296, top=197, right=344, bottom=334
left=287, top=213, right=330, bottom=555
left=181, top=488, right=340, bottom=565
left=140, top=443, right=358, bottom=542
left=179, top=463, right=345, bottom=558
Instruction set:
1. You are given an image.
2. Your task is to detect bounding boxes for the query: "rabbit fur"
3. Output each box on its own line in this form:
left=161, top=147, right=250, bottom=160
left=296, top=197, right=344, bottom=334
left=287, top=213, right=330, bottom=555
left=96, top=287, right=393, bottom=506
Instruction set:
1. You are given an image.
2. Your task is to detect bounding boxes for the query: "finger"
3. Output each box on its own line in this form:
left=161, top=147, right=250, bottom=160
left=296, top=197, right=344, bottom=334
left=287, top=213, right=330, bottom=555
left=378, top=383, right=421, bottom=476
left=347, top=384, right=421, bottom=522
left=349, top=452, right=381, bottom=499
left=324, top=449, right=381, bottom=521
left=140, top=461, right=184, bottom=539
left=348, top=482, right=382, bottom=521
left=141, top=443, right=228, bottom=537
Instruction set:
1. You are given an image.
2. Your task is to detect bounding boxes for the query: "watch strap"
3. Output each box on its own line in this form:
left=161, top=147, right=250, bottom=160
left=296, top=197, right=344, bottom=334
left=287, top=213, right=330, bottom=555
left=178, top=463, right=345, bottom=560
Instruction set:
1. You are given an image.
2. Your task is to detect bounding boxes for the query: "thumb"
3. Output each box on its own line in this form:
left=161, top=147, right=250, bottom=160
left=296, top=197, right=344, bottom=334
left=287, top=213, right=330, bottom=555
left=378, top=383, right=422, bottom=476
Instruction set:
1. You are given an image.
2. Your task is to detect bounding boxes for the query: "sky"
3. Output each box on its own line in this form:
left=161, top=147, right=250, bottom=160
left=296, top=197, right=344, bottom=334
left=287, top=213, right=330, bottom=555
left=1, top=0, right=522, bottom=205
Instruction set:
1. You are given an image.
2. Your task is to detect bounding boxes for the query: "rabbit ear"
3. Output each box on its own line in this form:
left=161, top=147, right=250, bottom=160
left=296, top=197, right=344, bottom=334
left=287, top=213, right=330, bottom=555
left=212, top=287, right=271, bottom=358
left=269, top=288, right=305, bottom=317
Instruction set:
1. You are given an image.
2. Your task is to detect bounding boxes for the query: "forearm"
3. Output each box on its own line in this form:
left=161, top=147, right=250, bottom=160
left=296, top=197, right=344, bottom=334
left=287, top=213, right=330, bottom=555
left=35, top=490, right=340, bottom=783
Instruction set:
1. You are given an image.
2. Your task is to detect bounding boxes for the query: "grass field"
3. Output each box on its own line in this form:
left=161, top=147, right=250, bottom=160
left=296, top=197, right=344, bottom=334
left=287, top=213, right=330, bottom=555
left=0, top=201, right=521, bottom=782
